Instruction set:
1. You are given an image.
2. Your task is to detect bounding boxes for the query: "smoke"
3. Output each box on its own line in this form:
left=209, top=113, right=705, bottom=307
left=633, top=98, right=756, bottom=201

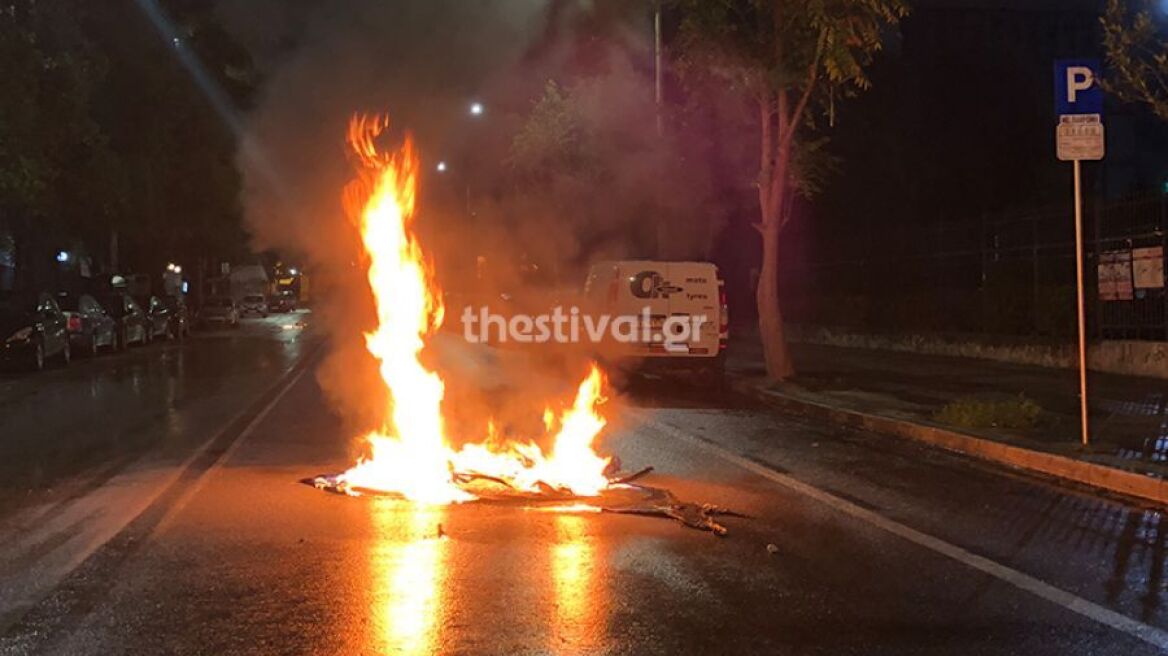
left=221, top=0, right=716, bottom=445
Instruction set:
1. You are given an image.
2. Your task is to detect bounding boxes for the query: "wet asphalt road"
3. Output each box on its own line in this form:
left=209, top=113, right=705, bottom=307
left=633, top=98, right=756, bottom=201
left=2, top=316, right=1168, bottom=654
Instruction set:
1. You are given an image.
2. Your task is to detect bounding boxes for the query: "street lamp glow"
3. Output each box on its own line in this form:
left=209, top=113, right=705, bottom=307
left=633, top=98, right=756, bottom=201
left=56, top=251, right=69, bottom=263
left=436, top=161, right=448, bottom=173
left=469, top=102, right=484, bottom=116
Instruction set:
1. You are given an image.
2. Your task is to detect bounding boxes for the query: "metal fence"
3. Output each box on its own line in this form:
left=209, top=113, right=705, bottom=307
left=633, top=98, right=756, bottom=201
left=783, top=194, right=1168, bottom=341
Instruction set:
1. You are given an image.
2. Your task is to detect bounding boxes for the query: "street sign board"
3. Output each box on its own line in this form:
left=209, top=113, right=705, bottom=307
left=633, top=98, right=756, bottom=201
left=1054, top=59, right=1103, bottom=116
left=1054, top=59, right=1104, bottom=161
left=1056, top=118, right=1105, bottom=161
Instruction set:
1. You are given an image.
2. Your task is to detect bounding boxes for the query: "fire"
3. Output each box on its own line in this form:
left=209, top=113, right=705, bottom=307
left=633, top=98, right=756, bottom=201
left=338, top=113, right=612, bottom=503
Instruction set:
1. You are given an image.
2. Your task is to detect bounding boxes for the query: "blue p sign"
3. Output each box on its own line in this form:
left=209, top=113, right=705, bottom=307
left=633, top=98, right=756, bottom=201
left=1055, top=59, right=1103, bottom=116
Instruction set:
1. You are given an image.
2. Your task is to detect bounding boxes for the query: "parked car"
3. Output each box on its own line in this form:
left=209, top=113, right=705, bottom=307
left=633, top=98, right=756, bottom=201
left=56, top=292, right=117, bottom=356
left=0, top=292, right=71, bottom=371
left=269, top=290, right=297, bottom=313
left=99, top=293, right=152, bottom=349
left=239, top=294, right=269, bottom=317
left=198, top=296, right=239, bottom=328
left=159, top=295, right=190, bottom=338
left=134, top=295, right=173, bottom=341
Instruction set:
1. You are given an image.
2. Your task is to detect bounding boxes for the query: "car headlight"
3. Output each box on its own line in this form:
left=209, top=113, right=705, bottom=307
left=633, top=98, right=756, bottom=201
left=5, top=327, right=33, bottom=343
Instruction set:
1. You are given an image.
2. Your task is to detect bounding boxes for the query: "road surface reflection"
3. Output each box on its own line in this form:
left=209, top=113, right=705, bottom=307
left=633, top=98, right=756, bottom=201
left=551, top=513, right=600, bottom=654
left=369, top=500, right=449, bottom=656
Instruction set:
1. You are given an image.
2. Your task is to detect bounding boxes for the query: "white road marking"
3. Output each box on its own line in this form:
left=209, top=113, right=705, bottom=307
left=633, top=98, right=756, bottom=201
left=0, top=348, right=317, bottom=632
left=150, top=356, right=313, bottom=535
left=635, top=412, right=1168, bottom=650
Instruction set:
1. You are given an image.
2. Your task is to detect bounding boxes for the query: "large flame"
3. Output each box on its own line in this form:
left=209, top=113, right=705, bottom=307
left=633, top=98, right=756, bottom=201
left=339, top=114, right=611, bottom=503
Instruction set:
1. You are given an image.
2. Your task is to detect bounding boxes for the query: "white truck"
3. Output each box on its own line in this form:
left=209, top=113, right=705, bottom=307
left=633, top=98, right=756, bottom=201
left=584, top=260, right=728, bottom=375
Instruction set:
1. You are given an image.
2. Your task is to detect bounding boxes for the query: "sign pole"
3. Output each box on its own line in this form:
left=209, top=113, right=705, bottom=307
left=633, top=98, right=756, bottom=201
left=1073, top=158, right=1089, bottom=447
left=1055, top=58, right=1102, bottom=449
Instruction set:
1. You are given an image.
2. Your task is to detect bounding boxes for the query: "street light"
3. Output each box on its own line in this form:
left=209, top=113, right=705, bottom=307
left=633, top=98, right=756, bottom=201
left=56, top=251, right=70, bottom=263
left=469, top=101, right=484, bottom=117
left=436, top=161, right=448, bottom=173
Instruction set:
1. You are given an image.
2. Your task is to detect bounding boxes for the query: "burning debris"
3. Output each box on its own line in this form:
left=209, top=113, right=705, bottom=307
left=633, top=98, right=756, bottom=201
left=328, top=113, right=615, bottom=505
left=302, top=468, right=746, bottom=536
left=303, top=113, right=743, bottom=535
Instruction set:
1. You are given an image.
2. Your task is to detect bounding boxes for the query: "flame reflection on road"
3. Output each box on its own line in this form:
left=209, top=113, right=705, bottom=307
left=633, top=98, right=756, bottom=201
left=369, top=499, right=449, bottom=656
left=552, top=514, right=600, bottom=653
left=365, top=503, right=609, bottom=654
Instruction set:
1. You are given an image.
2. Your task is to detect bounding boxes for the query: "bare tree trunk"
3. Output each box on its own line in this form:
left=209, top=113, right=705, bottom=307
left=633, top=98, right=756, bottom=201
left=755, top=95, right=795, bottom=382
left=756, top=219, right=793, bottom=380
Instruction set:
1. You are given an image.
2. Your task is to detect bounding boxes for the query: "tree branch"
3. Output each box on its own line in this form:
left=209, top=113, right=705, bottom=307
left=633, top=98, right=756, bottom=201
left=781, top=29, right=825, bottom=150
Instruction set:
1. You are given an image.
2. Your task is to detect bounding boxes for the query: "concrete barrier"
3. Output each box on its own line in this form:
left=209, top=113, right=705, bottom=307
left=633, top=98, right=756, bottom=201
left=788, top=324, right=1168, bottom=380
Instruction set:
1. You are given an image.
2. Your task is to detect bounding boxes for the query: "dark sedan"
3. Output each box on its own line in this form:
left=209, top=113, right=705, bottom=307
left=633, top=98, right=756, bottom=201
left=56, top=292, right=117, bottom=356
left=99, top=293, right=152, bottom=349
left=0, top=292, right=71, bottom=371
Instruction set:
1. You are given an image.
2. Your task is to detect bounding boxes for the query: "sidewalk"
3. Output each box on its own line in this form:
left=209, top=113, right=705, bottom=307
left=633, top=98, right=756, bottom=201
left=726, top=339, right=1168, bottom=502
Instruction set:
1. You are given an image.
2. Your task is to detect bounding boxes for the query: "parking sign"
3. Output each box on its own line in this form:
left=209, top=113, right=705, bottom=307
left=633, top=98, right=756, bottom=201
left=1053, top=58, right=1104, bottom=446
left=1054, top=59, right=1103, bottom=117
left=1054, top=59, right=1104, bottom=161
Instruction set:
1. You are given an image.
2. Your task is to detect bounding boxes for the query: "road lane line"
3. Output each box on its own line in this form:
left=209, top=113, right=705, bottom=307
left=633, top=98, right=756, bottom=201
left=0, top=341, right=321, bottom=639
left=633, top=412, right=1168, bottom=650
left=149, top=346, right=317, bottom=536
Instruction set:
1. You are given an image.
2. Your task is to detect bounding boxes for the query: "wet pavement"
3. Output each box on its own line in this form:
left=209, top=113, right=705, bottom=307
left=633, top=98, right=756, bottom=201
left=3, top=324, right=1168, bottom=654
left=0, top=311, right=314, bottom=508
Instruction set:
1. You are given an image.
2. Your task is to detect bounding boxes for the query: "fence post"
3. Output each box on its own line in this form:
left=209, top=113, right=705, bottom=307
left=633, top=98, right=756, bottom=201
left=1032, top=216, right=1039, bottom=336
left=1162, top=194, right=1167, bottom=341
left=980, top=212, right=987, bottom=334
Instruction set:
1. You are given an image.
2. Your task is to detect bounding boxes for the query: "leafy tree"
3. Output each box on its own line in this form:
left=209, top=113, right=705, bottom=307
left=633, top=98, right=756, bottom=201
left=0, top=0, right=116, bottom=286
left=0, top=4, right=50, bottom=218
left=505, top=74, right=718, bottom=269
left=0, top=0, right=253, bottom=289
left=87, top=0, right=255, bottom=275
left=1102, top=0, right=1168, bottom=121
left=510, top=81, right=591, bottom=176
left=671, top=0, right=907, bottom=380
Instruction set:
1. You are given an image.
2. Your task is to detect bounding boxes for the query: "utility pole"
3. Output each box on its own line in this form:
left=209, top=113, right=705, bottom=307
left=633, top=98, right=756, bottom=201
left=654, top=4, right=667, bottom=257
left=655, top=6, right=663, bottom=138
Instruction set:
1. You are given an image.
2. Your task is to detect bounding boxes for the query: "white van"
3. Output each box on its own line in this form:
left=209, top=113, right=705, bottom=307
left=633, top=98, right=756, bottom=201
left=584, top=261, right=727, bottom=372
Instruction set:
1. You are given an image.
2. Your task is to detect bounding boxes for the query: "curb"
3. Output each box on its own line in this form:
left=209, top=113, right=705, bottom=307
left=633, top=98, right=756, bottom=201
left=729, top=377, right=1168, bottom=507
